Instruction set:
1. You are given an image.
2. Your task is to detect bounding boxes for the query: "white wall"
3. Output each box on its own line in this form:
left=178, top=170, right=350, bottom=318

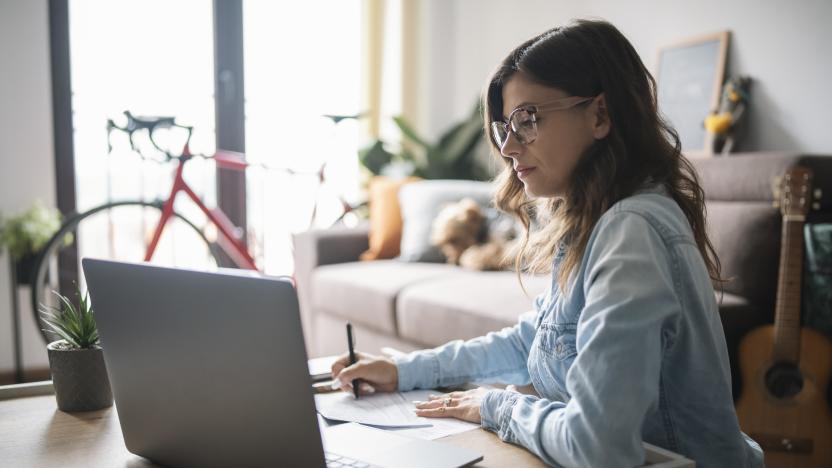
left=0, top=0, right=56, bottom=377
left=417, top=0, right=832, bottom=154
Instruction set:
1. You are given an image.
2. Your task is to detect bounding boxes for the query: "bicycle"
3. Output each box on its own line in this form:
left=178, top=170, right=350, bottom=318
left=30, top=111, right=361, bottom=344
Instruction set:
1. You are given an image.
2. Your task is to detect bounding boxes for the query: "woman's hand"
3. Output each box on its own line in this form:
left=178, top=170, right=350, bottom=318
left=413, top=384, right=539, bottom=423
left=413, top=387, right=493, bottom=424
left=330, top=351, right=399, bottom=396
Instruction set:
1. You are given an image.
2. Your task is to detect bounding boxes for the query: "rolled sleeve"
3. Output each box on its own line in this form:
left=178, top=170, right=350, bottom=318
left=480, top=389, right=520, bottom=439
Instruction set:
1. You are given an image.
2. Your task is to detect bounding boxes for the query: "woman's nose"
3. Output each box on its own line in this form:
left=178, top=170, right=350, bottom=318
left=500, top=131, right=523, bottom=158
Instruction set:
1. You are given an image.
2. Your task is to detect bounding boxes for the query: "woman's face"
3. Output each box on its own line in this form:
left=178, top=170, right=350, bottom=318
left=499, top=72, right=609, bottom=198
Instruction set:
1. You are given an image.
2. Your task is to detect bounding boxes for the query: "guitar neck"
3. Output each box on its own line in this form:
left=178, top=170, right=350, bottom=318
left=772, top=216, right=805, bottom=363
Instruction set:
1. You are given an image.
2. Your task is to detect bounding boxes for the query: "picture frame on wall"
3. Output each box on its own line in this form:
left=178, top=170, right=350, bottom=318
left=655, top=31, right=730, bottom=158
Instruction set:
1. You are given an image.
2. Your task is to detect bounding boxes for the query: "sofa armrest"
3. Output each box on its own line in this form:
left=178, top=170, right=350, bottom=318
left=292, top=225, right=370, bottom=352
left=293, top=224, right=370, bottom=269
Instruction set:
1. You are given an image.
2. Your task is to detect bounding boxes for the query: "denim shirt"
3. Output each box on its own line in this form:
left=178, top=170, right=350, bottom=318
left=393, top=185, right=765, bottom=467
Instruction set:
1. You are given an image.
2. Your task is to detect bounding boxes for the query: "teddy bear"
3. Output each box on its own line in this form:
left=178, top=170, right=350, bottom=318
left=429, top=197, right=520, bottom=271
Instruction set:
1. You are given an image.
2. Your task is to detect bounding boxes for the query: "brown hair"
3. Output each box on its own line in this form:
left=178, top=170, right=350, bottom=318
left=483, top=19, right=723, bottom=293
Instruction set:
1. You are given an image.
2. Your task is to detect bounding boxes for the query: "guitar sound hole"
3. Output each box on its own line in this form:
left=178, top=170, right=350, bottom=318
left=764, top=362, right=804, bottom=399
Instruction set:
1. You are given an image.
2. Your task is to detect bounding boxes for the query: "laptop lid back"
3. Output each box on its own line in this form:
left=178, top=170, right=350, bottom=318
left=82, top=258, right=324, bottom=468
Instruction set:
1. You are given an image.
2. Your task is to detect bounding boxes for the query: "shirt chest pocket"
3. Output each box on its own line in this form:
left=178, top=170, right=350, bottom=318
left=536, top=321, right=578, bottom=360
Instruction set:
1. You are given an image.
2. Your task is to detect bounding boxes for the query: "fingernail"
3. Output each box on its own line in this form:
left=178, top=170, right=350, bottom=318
left=412, top=400, right=423, bottom=404
left=361, top=384, right=375, bottom=394
left=330, top=378, right=341, bottom=390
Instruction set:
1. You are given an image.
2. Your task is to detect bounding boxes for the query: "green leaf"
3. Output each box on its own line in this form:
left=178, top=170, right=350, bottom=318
left=396, top=146, right=426, bottom=173
left=0, top=201, right=64, bottom=260
left=358, top=140, right=394, bottom=175
left=435, top=107, right=486, bottom=168
left=392, top=116, right=430, bottom=150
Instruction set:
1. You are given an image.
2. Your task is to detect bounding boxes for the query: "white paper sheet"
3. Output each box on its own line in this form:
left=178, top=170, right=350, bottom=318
left=381, top=390, right=479, bottom=440
left=315, top=390, right=431, bottom=427
left=314, top=389, right=480, bottom=439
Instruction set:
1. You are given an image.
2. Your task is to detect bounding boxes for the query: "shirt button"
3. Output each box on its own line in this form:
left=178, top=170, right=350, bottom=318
left=555, top=343, right=563, bottom=354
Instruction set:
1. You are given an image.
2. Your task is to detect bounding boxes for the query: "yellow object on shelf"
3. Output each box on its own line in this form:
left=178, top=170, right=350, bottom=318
left=704, top=112, right=732, bottom=134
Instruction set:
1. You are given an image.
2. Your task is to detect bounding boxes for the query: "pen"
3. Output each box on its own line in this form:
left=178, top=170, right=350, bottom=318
left=346, top=322, right=360, bottom=399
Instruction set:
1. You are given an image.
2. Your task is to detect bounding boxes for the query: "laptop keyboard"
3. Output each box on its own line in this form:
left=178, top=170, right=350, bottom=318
left=325, top=451, right=377, bottom=468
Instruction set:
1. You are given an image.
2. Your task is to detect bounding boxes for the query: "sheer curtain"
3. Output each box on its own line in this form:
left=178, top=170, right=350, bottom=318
left=243, top=0, right=406, bottom=276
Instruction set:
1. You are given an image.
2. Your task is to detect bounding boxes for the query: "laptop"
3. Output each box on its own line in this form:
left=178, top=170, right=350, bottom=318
left=82, top=258, right=482, bottom=468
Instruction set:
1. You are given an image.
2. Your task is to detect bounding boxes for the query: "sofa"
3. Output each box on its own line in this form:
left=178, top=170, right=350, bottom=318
left=293, top=152, right=832, bottom=398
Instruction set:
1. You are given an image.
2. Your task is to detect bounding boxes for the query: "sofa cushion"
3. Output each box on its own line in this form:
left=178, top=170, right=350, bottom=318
left=706, top=200, right=781, bottom=309
left=311, top=260, right=459, bottom=335
left=359, top=176, right=421, bottom=261
left=396, top=271, right=550, bottom=347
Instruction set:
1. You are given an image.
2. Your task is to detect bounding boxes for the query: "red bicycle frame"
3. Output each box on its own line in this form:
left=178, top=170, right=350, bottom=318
left=144, top=144, right=258, bottom=270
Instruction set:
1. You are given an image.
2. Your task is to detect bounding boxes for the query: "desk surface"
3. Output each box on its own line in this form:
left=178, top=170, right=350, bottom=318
left=0, top=386, right=545, bottom=468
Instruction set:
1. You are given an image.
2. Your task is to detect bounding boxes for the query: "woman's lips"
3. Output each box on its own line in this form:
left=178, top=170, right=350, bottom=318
left=515, top=166, right=536, bottom=179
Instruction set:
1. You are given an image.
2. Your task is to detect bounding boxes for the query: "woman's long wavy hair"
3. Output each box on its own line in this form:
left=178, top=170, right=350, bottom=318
left=483, top=19, right=724, bottom=293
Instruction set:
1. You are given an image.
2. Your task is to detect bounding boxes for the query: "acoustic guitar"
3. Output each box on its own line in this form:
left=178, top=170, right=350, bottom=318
left=735, top=166, right=832, bottom=467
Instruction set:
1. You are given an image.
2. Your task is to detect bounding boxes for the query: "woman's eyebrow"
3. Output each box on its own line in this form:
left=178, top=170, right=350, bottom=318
left=502, top=101, right=534, bottom=120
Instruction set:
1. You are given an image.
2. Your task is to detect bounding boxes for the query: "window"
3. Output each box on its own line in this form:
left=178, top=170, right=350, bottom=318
left=68, top=0, right=217, bottom=266
left=59, top=0, right=372, bottom=278
left=243, top=1, right=363, bottom=275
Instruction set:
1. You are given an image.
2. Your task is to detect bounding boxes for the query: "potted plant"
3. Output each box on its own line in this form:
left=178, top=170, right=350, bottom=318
left=0, top=201, right=71, bottom=285
left=39, top=284, right=113, bottom=412
left=358, top=102, right=495, bottom=181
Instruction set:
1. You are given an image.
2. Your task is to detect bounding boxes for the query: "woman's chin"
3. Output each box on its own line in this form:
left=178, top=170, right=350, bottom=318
left=523, top=185, right=544, bottom=199
left=523, top=182, right=560, bottom=199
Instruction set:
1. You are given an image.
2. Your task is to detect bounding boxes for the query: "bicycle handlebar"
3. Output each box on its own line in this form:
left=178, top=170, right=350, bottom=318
left=106, top=110, right=321, bottom=176
left=107, top=110, right=193, bottom=163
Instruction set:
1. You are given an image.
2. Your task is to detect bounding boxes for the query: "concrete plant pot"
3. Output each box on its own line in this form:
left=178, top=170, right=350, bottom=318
left=47, top=340, right=113, bottom=412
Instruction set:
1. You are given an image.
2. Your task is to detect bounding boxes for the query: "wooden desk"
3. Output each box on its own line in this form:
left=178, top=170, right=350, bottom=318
left=0, top=382, right=545, bottom=468
left=0, top=381, right=691, bottom=467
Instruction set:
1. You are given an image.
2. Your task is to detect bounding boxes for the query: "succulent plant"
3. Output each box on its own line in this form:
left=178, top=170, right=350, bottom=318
left=39, top=284, right=100, bottom=349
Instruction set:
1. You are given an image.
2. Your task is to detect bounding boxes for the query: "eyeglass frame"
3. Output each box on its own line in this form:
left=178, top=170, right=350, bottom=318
left=491, top=94, right=599, bottom=148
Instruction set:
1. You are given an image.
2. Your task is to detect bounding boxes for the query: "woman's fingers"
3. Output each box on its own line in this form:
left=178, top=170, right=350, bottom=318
left=415, top=405, right=461, bottom=418
left=329, top=352, right=398, bottom=395
left=330, top=352, right=357, bottom=375
left=334, top=360, right=385, bottom=391
left=334, top=360, right=366, bottom=384
left=427, top=390, right=468, bottom=400
left=414, top=390, right=483, bottom=424
left=414, top=398, right=450, bottom=409
left=330, top=377, right=377, bottom=396
left=330, top=351, right=372, bottom=376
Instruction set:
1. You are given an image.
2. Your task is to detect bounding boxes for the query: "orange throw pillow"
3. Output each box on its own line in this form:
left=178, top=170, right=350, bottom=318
left=360, top=176, right=421, bottom=261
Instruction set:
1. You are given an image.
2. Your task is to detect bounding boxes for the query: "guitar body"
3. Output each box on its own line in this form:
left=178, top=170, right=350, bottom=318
left=736, top=325, right=832, bottom=467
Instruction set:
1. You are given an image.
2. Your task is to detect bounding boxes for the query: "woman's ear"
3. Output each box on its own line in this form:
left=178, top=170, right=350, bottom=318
left=591, top=93, right=611, bottom=140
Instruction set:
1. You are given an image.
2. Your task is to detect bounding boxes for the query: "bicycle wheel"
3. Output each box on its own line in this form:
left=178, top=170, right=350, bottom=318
left=30, top=200, right=221, bottom=345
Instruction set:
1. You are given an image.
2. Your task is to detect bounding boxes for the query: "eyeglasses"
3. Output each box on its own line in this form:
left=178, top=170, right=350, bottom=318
left=491, top=95, right=596, bottom=148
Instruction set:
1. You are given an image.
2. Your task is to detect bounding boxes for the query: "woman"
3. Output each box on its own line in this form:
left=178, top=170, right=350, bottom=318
left=331, top=19, right=764, bottom=467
